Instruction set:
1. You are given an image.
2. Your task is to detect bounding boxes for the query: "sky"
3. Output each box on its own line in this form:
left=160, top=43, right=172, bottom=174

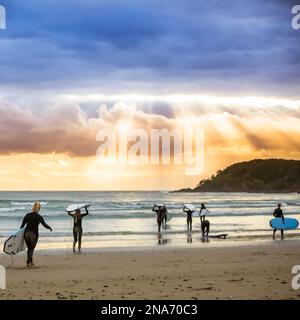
left=0, top=0, right=300, bottom=190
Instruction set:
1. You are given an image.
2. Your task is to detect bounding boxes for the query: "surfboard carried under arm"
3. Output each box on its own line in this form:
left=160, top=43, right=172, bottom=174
left=270, top=218, right=298, bottom=230
left=3, top=227, right=26, bottom=255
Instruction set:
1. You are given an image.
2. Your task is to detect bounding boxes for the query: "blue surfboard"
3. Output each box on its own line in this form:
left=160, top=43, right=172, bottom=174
left=270, top=218, right=299, bottom=230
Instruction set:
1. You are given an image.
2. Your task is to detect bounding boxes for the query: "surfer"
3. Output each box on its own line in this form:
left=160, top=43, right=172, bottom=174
left=68, top=207, right=89, bottom=252
left=183, top=206, right=193, bottom=231
left=152, top=204, right=165, bottom=232
left=273, top=203, right=285, bottom=240
left=199, top=203, right=210, bottom=238
left=20, top=202, right=52, bottom=267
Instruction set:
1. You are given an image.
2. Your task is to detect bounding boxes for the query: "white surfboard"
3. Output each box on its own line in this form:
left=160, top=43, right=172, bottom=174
left=183, top=203, right=197, bottom=212
left=3, top=227, right=26, bottom=255
left=66, top=203, right=90, bottom=212
left=153, top=203, right=165, bottom=208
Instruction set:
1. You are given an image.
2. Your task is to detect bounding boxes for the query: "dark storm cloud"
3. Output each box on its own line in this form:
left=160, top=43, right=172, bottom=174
left=0, top=0, right=300, bottom=95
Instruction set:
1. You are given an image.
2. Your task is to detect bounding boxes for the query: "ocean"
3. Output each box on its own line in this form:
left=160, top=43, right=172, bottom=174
left=0, top=191, right=299, bottom=251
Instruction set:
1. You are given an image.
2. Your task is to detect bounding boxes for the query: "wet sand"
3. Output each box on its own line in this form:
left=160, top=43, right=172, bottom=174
left=1, top=240, right=300, bottom=300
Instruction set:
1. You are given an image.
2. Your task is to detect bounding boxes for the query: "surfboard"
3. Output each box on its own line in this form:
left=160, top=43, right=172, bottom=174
left=183, top=204, right=197, bottom=212
left=166, top=212, right=172, bottom=222
left=66, top=203, right=90, bottom=212
left=3, top=227, right=26, bottom=255
left=270, top=218, right=299, bottom=230
left=208, top=234, right=228, bottom=239
left=154, top=203, right=165, bottom=208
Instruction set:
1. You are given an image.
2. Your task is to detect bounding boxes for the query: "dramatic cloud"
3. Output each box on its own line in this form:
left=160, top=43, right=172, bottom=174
left=1, top=0, right=300, bottom=96
left=0, top=97, right=300, bottom=158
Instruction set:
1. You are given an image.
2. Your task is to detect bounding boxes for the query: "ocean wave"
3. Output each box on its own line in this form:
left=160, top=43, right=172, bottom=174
left=10, top=201, right=48, bottom=206
left=0, top=211, right=299, bottom=220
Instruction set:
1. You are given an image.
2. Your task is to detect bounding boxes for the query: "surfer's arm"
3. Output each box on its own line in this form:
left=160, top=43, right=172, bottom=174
left=20, top=215, right=27, bottom=229
left=40, top=217, right=52, bottom=231
left=199, top=209, right=202, bottom=217
left=67, top=212, right=74, bottom=217
left=82, top=208, right=89, bottom=217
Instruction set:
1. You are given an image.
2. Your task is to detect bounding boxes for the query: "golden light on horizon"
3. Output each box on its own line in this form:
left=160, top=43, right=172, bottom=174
left=0, top=95, right=300, bottom=190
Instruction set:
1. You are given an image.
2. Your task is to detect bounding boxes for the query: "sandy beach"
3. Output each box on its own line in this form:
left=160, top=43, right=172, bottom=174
left=1, top=240, right=300, bottom=300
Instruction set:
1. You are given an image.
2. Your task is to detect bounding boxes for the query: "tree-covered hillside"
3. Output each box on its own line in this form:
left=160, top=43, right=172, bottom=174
left=178, top=159, right=300, bottom=193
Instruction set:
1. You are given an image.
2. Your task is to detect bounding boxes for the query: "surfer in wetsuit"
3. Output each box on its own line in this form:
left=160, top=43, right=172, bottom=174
left=68, top=207, right=89, bottom=252
left=20, top=202, right=52, bottom=267
left=183, top=207, right=193, bottom=231
left=152, top=205, right=165, bottom=232
left=199, top=203, right=210, bottom=238
left=273, top=203, right=285, bottom=240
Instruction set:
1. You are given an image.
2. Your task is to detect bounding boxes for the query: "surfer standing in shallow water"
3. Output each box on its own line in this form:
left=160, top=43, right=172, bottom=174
left=68, top=207, right=89, bottom=252
left=273, top=203, right=285, bottom=240
left=199, top=203, right=210, bottom=239
left=183, top=206, right=193, bottom=231
left=21, top=202, right=52, bottom=267
left=152, top=204, right=166, bottom=232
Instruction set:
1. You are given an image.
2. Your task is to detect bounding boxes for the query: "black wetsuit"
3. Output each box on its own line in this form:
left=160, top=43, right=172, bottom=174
left=199, top=208, right=210, bottom=236
left=20, top=212, right=52, bottom=264
left=152, top=206, right=164, bottom=232
left=274, top=208, right=284, bottom=220
left=186, top=211, right=193, bottom=230
left=273, top=208, right=284, bottom=239
left=69, top=211, right=88, bottom=246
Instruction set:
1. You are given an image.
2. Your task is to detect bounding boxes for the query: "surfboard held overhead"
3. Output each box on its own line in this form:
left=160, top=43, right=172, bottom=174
left=66, top=204, right=91, bottom=213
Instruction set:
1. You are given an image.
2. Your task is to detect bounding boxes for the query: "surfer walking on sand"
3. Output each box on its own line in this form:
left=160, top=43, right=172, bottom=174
left=199, top=203, right=210, bottom=238
left=68, top=207, right=89, bottom=252
left=273, top=203, right=285, bottom=240
left=20, top=202, right=52, bottom=267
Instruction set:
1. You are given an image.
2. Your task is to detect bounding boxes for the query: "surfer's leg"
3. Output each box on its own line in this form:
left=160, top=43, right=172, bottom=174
left=24, top=232, right=36, bottom=266
left=30, top=236, right=38, bottom=266
left=201, top=222, right=205, bottom=237
left=24, top=237, right=32, bottom=266
left=206, top=221, right=210, bottom=237
left=73, top=230, right=78, bottom=252
left=281, top=230, right=284, bottom=240
left=273, top=229, right=276, bottom=240
left=78, top=232, right=82, bottom=251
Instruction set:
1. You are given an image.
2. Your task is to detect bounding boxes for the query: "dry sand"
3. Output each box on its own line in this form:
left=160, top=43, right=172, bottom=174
left=1, top=240, right=300, bottom=300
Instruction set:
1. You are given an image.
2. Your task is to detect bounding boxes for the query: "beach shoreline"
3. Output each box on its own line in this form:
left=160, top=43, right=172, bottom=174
left=1, top=239, right=300, bottom=300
